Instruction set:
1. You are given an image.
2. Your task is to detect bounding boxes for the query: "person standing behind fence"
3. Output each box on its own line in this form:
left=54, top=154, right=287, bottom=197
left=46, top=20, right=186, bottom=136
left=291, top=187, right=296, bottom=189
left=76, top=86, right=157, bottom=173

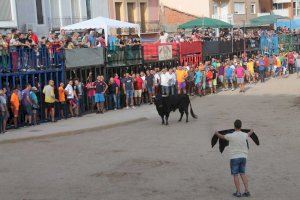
left=160, top=68, right=171, bottom=96
left=58, top=83, right=67, bottom=119
left=65, top=80, right=77, bottom=117
left=95, top=76, right=108, bottom=114
left=108, top=78, right=119, bottom=110
left=10, top=88, right=19, bottom=129
left=287, top=51, right=295, bottom=74
left=176, top=66, right=188, bottom=94
left=296, top=54, right=300, bottom=78
left=30, top=87, right=39, bottom=125
left=113, top=74, right=121, bottom=109
left=194, top=67, right=203, bottom=96
left=258, top=56, right=265, bottom=83
left=145, top=70, right=154, bottom=104
left=122, top=73, right=135, bottom=109
left=134, top=73, right=143, bottom=106
left=74, top=79, right=84, bottom=116
left=235, top=63, right=246, bottom=93
left=21, top=84, right=33, bottom=126
left=169, top=68, right=176, bottom=95
left=0, top=89, right=9, bottom=133
left=43, top=80, right=56, bottom=122
left=86, top=76, right=96, bottom=112
left=187, top=67, right=195, bottom=96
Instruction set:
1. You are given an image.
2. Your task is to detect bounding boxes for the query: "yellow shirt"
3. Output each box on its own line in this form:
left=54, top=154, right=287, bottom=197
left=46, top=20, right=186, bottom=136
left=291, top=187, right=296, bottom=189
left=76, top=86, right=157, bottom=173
left=247, top=61, right=254, bottom=74
left=43, top=85, right=56, bottom=103
left=277, top=58, right=281, bottom=67
left=176, top=69, right=188, bottom=83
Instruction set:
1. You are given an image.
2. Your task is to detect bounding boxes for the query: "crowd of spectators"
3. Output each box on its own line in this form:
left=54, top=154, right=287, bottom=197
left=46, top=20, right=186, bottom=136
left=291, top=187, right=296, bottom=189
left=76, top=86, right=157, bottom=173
left=1, top=50, right=299, bottom=133
left=161, top=27, right=300, bottom=43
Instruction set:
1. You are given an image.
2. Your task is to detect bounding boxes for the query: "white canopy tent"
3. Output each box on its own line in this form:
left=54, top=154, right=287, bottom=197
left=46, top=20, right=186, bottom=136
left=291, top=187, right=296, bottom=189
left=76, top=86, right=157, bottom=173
left=61, top=16, right=141, bottom=45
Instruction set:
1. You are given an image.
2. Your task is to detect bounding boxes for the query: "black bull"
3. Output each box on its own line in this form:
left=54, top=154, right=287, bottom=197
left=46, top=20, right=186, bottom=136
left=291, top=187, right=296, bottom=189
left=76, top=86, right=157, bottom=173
left=154, top=94, right=197, bottom=125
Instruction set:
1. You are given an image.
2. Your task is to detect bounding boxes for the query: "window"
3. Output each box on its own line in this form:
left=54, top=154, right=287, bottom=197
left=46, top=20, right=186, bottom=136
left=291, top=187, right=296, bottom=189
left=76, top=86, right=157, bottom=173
left=213, top=2, right=218, bottom=15
left=0, top=0, right=12, bottom=21
left=273, top=3, right=283, bottom=10
left=250, top=3, right=256, bottom=14
left=86, top=0, right=91, bottom=19
left=35, top=0, right=44, bottom=24
left=127, top=3, right=135, bottom=23
left=234, top=2, right=245, bottom=14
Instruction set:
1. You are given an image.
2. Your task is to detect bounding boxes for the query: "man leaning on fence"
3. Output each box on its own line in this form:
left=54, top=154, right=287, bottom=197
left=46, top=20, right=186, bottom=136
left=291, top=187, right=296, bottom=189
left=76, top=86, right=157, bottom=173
left=43, top=80, right=56, bottom=122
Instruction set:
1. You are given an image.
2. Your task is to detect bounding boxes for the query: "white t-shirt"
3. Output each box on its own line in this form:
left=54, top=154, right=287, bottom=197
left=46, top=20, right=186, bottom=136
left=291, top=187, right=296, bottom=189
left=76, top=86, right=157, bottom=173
left=296, top=58, right=300, bottom=68
left=169, top=73, right=176, bottom=86
left=154, top=73, right=160, bottom=85
left=224, top=131, right=249, bottom=159
left=159, top=33, right=168, bottom=43
left=65, top=84, right=74, bottom=99
left=160, top=73, right=171, bottom=86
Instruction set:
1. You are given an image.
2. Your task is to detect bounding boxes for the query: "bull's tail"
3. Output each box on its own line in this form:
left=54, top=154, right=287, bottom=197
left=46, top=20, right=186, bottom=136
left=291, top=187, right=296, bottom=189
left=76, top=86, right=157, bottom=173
left=189, top=101, right=198, bottom=119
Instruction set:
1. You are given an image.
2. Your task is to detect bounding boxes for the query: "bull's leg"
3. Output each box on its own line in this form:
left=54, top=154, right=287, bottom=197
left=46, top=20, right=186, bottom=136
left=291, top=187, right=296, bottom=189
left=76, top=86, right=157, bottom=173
left=161, top=115, right=165, bottom=125
left=165, top=113, right=169, bottom=125
left=185, top=107, right=189, bottom=123
left=178, top=109, right=184, bottom=122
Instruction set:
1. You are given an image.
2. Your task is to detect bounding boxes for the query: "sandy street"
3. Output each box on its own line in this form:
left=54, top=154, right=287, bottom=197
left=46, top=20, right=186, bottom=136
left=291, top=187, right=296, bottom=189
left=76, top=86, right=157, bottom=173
left=0, top=75, right=299, bottom=200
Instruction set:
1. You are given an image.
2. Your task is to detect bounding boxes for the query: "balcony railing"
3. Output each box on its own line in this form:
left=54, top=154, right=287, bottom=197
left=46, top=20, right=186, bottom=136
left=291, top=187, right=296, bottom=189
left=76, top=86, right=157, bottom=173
left=212, top=14, right=233, bottom=25
left=135, top=21, right=160, bottom=33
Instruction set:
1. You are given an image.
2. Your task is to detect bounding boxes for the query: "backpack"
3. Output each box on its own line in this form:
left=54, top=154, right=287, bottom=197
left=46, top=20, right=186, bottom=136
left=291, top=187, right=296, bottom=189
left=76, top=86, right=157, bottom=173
left=206, top=71, right=213, bottom=80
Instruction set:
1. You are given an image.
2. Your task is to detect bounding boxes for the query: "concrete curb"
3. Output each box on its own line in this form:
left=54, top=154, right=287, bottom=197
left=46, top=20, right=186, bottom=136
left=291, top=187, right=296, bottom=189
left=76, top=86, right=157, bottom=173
left=0, top=117, right=148, bottom=145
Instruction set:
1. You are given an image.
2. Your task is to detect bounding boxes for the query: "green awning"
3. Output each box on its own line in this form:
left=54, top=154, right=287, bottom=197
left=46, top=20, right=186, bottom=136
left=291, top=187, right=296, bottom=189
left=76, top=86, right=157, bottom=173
left=179, top=17, right=233, bottom=29
left=250, top=14, right=288, bottom=26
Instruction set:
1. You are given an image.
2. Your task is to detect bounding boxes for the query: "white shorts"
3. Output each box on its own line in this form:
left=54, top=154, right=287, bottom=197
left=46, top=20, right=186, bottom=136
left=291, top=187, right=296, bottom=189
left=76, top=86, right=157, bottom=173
left=237, top=77, right=244, bottom=84
left=134, top=90, right=142, bottom=97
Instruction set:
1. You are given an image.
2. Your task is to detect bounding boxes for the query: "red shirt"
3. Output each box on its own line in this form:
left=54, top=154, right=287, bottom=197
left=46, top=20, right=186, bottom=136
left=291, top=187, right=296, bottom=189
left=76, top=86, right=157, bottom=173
left=134, top=77, right=143, bottom=90
left=31, top=33, right=39, bottom=44
left=263, top=57, right=269, bottom=67
left=288, top=53, right=295, bottom=64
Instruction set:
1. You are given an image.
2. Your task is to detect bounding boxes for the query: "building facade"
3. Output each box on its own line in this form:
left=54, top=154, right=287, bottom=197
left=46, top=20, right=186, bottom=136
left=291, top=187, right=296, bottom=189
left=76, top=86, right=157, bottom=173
left=160, top=0, right=262, bottom=26
left=108, top=0, right=160, bottom=33
left=0, top=0, right=110, bottom=35
left=272, top=0, right=300, bottom=18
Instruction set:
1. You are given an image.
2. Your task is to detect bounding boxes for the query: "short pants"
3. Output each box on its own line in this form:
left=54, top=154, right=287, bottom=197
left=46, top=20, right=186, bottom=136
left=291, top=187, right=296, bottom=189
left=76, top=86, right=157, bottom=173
left=147, top=86, right=154, bottom=94
left=125, top=90, right=134, bottom=98
left=23, top=104, right=33, bottom=115
left=95, top=93, right=105, bottom=103
left=212, top=78, right=217, bottom=86
left=230, top=157, right=246, bottom=175
left=237, top=77, right=244, bottom=84
left=178, top=82, right=186, bottom=90
left=134, top=90, right=142, bottom=98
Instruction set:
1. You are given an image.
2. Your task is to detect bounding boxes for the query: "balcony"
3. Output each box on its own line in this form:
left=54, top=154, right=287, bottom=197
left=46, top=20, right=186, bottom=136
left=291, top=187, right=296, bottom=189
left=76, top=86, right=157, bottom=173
left=135, top=20, right=160, bottom=33
left=212, top=14, right=233, bottom=25
left=273, top=9, right=290, bottom=17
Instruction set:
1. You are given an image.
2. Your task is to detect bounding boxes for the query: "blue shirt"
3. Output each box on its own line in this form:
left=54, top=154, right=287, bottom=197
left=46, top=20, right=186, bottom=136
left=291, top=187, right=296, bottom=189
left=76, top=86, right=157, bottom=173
left=225, top=67, right=233, bottom=78
left=194, top=71, right=203, bottom=84
left=259, top=59, right=265, bottom=71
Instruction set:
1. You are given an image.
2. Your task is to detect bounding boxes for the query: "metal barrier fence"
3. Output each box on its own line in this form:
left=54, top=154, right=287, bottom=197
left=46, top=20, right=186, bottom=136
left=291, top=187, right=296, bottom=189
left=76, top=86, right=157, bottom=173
left=279, top=34, right=300, bottom=52
left=107, top=45, right=143, bottom=67
left=0, top=46, right=64, bottom=73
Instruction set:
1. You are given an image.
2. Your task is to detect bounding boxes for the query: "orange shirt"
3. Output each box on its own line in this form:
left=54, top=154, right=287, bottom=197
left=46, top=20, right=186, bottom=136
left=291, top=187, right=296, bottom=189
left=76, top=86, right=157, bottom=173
left=176, top=69, right=188, bottom=83
left=58, top=86, right=66, bottom=102
left=10, top=93, right=19, bottom=109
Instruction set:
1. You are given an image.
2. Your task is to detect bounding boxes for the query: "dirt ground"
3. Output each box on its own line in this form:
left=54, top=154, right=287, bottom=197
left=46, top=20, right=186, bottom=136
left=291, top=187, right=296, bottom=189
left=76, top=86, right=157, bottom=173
left=0, top=75, right=299, bottom=200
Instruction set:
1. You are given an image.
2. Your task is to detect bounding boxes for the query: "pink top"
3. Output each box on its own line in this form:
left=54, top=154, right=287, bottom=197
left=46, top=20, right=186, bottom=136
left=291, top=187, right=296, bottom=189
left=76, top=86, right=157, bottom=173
left=86, top=82, right=96, bottom=97
left=114, top=77, right=120, bottom=87
left=235, top=66, right=245, bottom=78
